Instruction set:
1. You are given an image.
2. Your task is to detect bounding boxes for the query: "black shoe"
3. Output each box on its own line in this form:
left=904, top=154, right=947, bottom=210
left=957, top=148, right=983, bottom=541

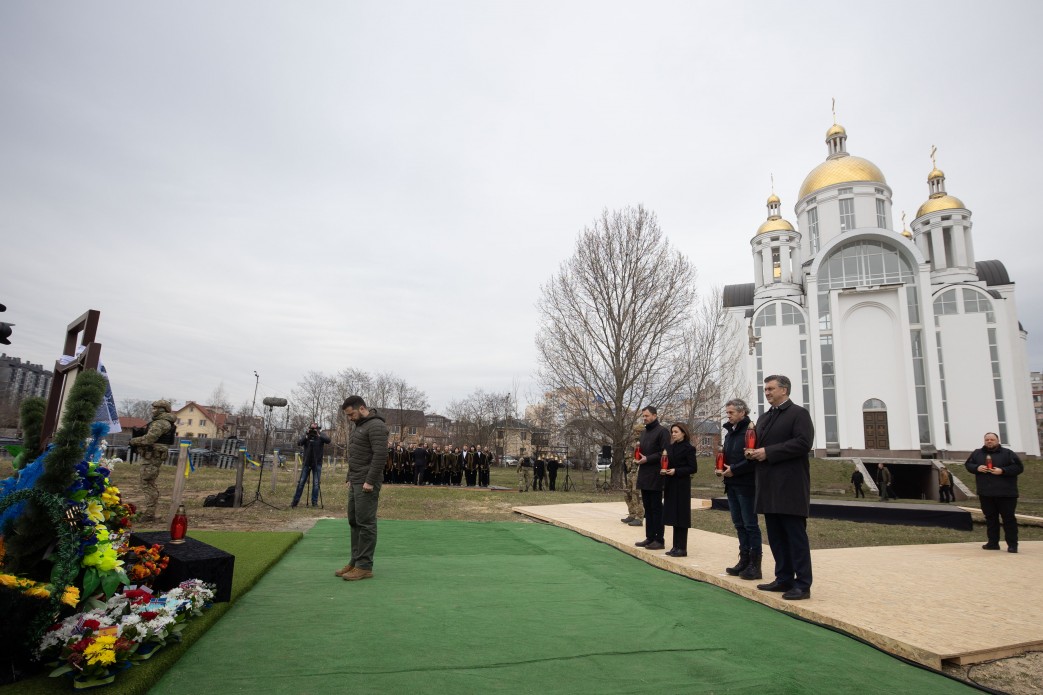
left=739, top=554, right=763, bottom=580
left=627, top=519, right=644, bottom=527
left=645, top=541, right=665, bottom=550
left=782, top=588, right=811, bottom=600
left=1008, top=546, right=1018, bottom=553
left=982, top=543, right=1001, bottom=550
left=665, top=549, right=687, bottom=557
left=725, top=552, right=750, bottom=576
left=635, top=539, right=652, bottom=547
left=756, top=580, right=793, bottom=592
left=621, top=516, right=634, bottom=523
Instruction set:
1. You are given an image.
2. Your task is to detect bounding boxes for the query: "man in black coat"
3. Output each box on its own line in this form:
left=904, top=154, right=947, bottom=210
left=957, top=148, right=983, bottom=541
left=745, top=375, right=814, bottom=601
left=292, top=422, right=331, bottom=507
left=635, top=406, right=671, bottom=551
left=966, top=432, right=1023, bottom=553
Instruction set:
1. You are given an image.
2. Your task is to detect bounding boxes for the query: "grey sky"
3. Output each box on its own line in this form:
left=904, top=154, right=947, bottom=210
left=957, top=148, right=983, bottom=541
left=2, top=1, right=1040, bottom=415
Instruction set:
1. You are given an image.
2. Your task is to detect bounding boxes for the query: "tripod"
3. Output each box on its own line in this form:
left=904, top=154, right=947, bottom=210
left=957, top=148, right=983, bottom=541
left=562, top=459, right=576, bottom=491
left=242, top=404, right=282, bottom=510
left=298, top=460, right=325, bottom=509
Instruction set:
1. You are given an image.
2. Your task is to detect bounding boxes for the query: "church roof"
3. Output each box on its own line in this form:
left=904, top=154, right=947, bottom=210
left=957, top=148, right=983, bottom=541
left=799, top=155, right=886, bottom=199
left=976, top=260, right=1012, bottom=286
left=723, top=283, right=755, bottom=308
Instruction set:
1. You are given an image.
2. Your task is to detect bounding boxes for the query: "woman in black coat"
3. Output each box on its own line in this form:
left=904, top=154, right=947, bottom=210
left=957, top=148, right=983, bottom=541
left=661, top=422, right=698, bottom=557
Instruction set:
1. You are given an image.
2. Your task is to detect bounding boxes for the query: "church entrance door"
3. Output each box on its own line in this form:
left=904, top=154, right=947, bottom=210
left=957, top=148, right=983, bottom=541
left=863, top=411, right=889, bottom=449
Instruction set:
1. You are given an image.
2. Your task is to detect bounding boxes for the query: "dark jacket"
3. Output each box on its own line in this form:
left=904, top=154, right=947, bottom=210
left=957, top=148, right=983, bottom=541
left=637, top=419, right=671, bottom=491
left=753, top=400, right=814, bottom=517
left=722, top=416, right=755, bottom=491
left=297, top=430, right=331, bottom=467
left=663, top=440, right=697, bottom=527
left=965, top=446, right=1022, bottom=498
left=347, top=409, right=389, bottom=487
left=412, top=446, right=429, bottom=467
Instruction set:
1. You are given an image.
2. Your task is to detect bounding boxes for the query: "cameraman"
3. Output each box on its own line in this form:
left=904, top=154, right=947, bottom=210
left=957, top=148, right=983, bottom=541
left=292, top=422, right=331, bottom=508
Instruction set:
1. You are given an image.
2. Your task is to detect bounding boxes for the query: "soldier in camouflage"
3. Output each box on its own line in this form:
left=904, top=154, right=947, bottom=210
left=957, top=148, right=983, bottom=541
left=129, top=400, right=177, bottom=522
left=622, top=429, right=645, bottom=526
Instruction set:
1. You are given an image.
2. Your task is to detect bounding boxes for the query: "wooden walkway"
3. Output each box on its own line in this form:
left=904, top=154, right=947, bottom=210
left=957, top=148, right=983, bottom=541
left=513, top=500, right=1042, bottom=669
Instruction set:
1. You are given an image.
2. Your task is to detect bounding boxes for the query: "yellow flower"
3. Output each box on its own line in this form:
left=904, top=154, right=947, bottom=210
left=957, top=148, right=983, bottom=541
left=0, top=574, right=17, bottom=589
left=25, top=586, right=50, bottom=599
left=85, top=500, right=105, bottom=523
left=97, top=552, right=124, bottom=573
left=61, top=586, right=81, bottom=607
left=82, top=551, right=102, bottom=567
left=84, top=636, right=117, bottom=666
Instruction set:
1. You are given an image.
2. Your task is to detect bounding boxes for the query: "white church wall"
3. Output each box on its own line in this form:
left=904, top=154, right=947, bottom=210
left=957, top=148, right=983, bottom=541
left=835, top=291, right=914, bottom=449
left=757, top=322, right=804, bottom=413
left=937, top=312, right=998, bottom=451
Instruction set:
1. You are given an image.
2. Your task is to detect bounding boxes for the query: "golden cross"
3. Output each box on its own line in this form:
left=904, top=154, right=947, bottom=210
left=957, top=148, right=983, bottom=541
left=832, top=97, right=837, bottom=124
left=930, top=144, right=937, bottom=168
left=901, top=211, right=906, bottom=227
left=770, top=173, right=775, bottom=194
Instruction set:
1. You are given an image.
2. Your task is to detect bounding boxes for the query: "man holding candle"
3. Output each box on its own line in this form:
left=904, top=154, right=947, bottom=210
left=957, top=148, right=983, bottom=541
left=634, top=406, right=670, bottom=551
left=966, top=432, right=1023, bottom=553
left=720, top=398, right=762, bottom=580
left=744, top=375, right=814, bottom=600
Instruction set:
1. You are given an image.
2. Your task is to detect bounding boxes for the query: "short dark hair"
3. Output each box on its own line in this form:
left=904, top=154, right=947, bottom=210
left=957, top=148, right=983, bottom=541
left=764, top=375, right=791, bottom=395
left=342, top=395, right=367, bottom=410
left=642, top=405, right=658, bottom=415
left=670, top=422, right=691, bottom=442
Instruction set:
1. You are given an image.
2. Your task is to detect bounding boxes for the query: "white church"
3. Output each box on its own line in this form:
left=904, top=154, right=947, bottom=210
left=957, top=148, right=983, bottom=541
left=724, top=121, right=1040, bottom=457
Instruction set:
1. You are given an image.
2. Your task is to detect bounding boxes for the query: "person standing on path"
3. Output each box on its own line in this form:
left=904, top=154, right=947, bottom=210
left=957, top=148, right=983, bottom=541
left=720, top=398, right=763, bottom=579
left=966, top=432, right=1023, bottom=553
left=634, top=406, right=670, bottom=551
left=937, top=465, right=951, bottom=503
left=877, top=463, right=892, bottom=502
left=662, top=422, right=697, bottom=557
left=335, top=396, right=388, bottom=581
left=746, top=375, right=814, bottom=601
left=851, top=468, right=865, bottom=499
left=292, top=422, right=330, bottom=507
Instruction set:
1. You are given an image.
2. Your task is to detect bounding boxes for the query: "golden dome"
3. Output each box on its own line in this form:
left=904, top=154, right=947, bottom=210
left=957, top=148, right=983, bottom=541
left=767, top=192, right=780, bottom=204
left=901, top=229, right=913, bottom=239
left=826, top=123, right=847, bottom=138
left=798, top=155, right=887, bottom=199
left=915, top=194, right=966, bottom=218
left=928, top=167, right=945, bottom=181
left=757, top=217, right=796, bottom=235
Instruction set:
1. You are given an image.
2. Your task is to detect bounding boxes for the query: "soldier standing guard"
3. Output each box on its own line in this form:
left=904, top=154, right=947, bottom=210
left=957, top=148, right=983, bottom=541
left=129, top=399, right=177, bottom=522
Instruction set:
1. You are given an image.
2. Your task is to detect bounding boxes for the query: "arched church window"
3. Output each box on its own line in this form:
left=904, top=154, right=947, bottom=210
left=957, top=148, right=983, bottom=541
left=862, top=398, right=886, bottom=410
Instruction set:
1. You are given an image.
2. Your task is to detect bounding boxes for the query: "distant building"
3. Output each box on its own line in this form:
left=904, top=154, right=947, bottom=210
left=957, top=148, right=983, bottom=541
left=1032, top=371, right=1043, bottom=448
left=173, top=402, right=230, bottom=439
left=1, top=353, right=53, bottom=405
left=724, top=120, right=1039, bottom=457
left=382, top=407, right=427, bottom=445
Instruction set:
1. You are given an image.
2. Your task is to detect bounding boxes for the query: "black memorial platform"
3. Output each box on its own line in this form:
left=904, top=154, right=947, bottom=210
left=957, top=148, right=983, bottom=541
left=129, top=532, right=235, bottom=602
left=710, top=497, right=973, bottom=531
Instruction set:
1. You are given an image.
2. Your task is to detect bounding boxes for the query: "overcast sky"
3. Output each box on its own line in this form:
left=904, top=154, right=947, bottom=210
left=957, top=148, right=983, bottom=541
left=2, top=1, right=1040, bottom=417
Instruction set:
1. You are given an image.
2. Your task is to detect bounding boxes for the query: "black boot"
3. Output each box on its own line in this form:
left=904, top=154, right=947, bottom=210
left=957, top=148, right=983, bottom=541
left=725, top=551, right=750, bottom=576
left=740, top=552, right=762, bottom=580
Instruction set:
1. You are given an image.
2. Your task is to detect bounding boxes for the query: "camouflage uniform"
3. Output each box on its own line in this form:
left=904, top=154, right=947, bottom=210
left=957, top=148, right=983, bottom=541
left=129, top=400, right=176, bottom=521
left=623, top=461, right=645, bottom=520
left=518, top=457, right=532, bottom=492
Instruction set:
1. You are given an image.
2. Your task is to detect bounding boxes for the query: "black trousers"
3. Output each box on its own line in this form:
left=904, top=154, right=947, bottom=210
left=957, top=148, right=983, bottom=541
left=641, top=489, right=664, bottom=542
left=853, top=484, right=864, bottom=498
left=980, top=496, right=1018, bottom=547
left=764, top=513, right=812, bottom=591
left=672, top=526, right=688, bottom=551
left=465, top=469, right=477, bottom=486
left=548, top=471, right=557, bottom=490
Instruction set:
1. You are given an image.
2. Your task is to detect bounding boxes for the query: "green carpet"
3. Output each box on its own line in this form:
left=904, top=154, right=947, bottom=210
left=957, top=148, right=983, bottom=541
left=150, top=520, right=976, bottom=695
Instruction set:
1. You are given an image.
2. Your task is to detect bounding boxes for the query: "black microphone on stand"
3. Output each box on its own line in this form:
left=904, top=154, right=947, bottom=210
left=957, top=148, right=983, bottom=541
left=243, top=397, right=288, bottom=509
left=262, top=397, right=288, bottom=408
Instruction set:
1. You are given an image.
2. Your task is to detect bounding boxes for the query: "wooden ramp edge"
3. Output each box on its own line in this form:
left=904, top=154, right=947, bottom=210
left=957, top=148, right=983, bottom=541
left=513, top=500, right=1043, bottom=669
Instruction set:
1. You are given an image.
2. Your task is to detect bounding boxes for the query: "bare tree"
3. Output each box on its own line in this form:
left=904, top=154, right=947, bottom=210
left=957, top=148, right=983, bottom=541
left=447, top=388, right=509, bottom=448
left=535, top=205, right=696, bottom=486
left=290, top=371, right=340, bottom=430
left=666, top=286, right=750, bottom=430
left=208, top=382, right=234, bottom=414
left=118, top=399, right=154, bottom=420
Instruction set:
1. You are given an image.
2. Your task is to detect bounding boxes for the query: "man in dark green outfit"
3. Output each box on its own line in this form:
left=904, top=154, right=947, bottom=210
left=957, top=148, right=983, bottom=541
left=335, top=396, right=389, bottom=581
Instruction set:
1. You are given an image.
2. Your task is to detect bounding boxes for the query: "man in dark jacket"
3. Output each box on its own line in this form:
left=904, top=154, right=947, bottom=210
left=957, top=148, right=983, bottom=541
left=635, top=406, right=671, bottom=551
left=292, top=422, right=331, bottom=507
left=966, top=432, right=1023, bottom=553
left=746, top=375, right=814, bottom=600
left=412, top=443, right=429, bottom=485
left=335, top=396, right=389, bottom=581
left=720, top=398, right=763, bottom=580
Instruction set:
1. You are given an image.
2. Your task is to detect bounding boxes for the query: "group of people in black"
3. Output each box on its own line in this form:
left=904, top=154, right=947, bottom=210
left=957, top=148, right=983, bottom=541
left=517, top=456, right=564, bottom=491
left=383, top=443, right=493, bottom=487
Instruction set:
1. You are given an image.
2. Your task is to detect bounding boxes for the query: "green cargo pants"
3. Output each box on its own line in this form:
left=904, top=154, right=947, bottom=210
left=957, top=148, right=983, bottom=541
left=347, top=482, right=381, bottom=570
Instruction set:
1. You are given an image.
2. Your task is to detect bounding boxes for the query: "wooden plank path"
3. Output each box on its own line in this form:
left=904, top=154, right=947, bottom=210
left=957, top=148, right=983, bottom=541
left=513, top=500, right=1042, bottom=669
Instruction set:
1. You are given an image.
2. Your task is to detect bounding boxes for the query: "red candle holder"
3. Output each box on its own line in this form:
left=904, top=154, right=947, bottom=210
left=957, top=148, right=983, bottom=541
left=661, top=450, right=669, bottom=470
left=634, top=445, right=642, bottom=461
left=715, top=451, right=726, bottom=472
left=170, top=504, right=188, bottom=544
left=745, top=429, right=757, bottom=449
